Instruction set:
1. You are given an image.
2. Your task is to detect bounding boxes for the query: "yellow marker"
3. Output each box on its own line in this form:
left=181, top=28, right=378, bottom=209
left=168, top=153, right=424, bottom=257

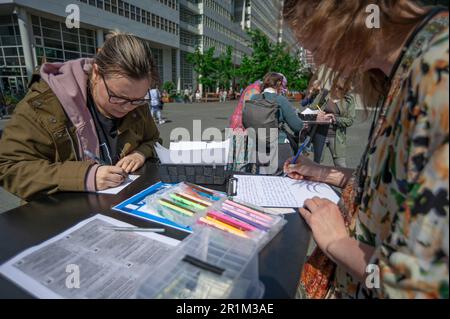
left=159, top=199, right=194, bottom=217
left=181, top=193, right=212, bottom=206
left=203, top=216, right=248, bottom=238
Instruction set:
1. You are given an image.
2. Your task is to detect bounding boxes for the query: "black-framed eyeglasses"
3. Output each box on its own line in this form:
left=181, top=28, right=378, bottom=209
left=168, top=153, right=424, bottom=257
left=101, top=74, right=150, bottom=106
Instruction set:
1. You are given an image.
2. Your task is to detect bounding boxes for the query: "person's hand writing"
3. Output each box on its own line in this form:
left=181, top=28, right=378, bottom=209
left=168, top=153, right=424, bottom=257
left=299, top=197, right=348, bottom=258
left=116, top=152, right=145, bottom=173
left=324, top=113, right=336, bottom=123
left=316, top=111, right=327, bottom=121
left=283, top=155, right=324, bottom=182
left=96, top=166, right=127, bottom=191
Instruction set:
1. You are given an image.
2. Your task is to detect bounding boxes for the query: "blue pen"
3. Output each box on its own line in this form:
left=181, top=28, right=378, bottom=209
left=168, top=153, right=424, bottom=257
left=283, top=136, right=311, bottom=177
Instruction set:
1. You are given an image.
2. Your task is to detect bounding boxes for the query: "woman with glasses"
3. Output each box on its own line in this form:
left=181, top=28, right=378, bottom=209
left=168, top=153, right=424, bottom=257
left=0, top=33, right=161, bottom=200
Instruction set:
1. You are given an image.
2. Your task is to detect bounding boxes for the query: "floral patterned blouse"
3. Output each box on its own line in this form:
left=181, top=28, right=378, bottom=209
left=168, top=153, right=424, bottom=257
left=334, top=12, right=449, bottom=299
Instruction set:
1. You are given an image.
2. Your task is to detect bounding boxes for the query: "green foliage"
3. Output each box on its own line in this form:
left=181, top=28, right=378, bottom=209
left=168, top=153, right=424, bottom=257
left=237, top=30, right=311, bottom=91
left=3, top=93, right=21, bottom=106
left=187, top=29, right=311, bottom=92
left=216, top=46, right=234, bottom=90
left=187, top=46, right=236, bottom=92
left=162, top=81, right=176, bottom=94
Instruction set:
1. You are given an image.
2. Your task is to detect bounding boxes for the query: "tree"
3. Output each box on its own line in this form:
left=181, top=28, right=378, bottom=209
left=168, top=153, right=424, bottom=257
left=187, top=47, right=217, bottom=92
left=187, top=46, right=237, bottom=92
left=162, top=81, right=175, bottom=94
left=237, top=29, right=311, bottom=92
left=216, top=46, right=235, bottom=90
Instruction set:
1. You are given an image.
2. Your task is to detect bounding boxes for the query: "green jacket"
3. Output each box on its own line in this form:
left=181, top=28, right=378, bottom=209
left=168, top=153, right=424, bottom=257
left=333, top=95, right=356, bottom=158
left=0, top=80, right=161, bottom=201
left=311, top=92, right=356, bottom=158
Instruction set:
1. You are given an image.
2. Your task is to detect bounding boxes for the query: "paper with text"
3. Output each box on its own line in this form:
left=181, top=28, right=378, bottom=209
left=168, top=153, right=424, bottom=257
left=0, top=214, right=179, bottom=299
left=234, top=175, right=340, bottom=208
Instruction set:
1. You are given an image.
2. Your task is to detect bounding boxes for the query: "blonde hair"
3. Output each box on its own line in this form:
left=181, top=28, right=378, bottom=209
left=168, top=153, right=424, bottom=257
left=94, top=32, right=160, bottom=86
left=283, top=0, right=428, bottom=107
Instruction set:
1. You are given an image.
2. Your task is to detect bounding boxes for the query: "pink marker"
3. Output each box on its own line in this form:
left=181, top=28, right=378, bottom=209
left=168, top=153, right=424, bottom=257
left=221, top=204, right=271, bottom=229
left=224, top=200, right=274, bottom=222
left=208, top=210, right=257, bottom=232
left=222, top=203, right=272, bottom=226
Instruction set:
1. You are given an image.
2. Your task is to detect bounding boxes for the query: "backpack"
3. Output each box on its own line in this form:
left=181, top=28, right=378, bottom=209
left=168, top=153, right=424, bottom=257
left=241, top=94, right=284, bottom=173
left=242, top=93, right=281, bottom=146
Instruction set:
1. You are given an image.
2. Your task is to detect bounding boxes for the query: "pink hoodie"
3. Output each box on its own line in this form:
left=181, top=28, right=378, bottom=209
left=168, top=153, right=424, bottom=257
left=40, top=58, right=100, bottom=191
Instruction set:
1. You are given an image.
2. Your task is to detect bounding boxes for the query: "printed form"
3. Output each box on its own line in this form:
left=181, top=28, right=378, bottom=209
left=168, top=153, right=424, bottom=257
left=0, top=214, right=179, bottom=298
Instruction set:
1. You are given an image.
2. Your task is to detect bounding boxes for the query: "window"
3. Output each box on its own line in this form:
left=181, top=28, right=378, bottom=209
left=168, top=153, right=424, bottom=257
left=130, top=5, right=135, bottom=20
left=104, top=0, right=111, bottom=11
left=150, top=47, right=163, bottom=80
left=118, top=0, right=124, bottom=16
left=124, top=3, right=130, bottom=18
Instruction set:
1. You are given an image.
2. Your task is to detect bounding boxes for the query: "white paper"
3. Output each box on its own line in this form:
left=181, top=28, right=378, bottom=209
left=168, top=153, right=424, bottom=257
left=155, top=141, right=230, bottom=165
left=0, top=214, right=179, bottom=299
left=169, top=141, right=207, bottom=150
left=234, top=175, right=340, bottom=208
left=97, top=175, right=140, bottom=194
left=301, top=108, right=320, bottom=115
left=263, top=207, right=296, bottom=215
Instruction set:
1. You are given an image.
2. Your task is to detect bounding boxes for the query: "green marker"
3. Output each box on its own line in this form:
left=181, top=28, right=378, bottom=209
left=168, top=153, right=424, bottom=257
left=169, top=193, right=206, bottom=210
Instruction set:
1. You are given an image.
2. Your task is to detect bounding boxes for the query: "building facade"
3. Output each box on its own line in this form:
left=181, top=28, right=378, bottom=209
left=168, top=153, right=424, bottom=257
left=0, top=0, right=302, bottom=95
left=0, top=0, right=181, bottom=95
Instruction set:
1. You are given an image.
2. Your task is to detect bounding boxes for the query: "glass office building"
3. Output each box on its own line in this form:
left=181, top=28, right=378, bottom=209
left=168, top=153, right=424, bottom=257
left=0, top=0, right=303, bottom=94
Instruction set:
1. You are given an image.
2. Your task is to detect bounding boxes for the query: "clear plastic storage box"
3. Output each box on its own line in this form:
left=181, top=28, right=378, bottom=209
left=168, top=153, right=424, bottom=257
left=143, top=182, right=286, bottom=249
left=136, top=225, right=264, bottom=299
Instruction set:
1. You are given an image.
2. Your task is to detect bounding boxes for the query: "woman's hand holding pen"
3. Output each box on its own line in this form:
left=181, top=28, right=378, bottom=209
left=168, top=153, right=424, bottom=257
left=116, top=152, right=145, bottom=173
left=317, top=111, right=335, bottom=123
left=95, top=166, right=128, bottom=191
left=283, top=155, right=325, bottom=182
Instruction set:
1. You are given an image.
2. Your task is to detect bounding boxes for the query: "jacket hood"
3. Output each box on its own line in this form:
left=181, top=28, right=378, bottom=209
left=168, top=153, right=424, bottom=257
left=40, top=58, right=99, bottom=159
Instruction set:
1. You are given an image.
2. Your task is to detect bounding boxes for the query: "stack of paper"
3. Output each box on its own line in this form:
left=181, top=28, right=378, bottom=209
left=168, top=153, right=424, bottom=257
left=155, top=141, right=230, bottom=165
left=301, top=108, right=320, bottom=115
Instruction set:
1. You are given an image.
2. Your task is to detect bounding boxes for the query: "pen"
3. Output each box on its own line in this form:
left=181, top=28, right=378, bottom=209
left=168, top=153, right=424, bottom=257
left=84, top=149, right=131, bottom=182
left=104, top=226, right=165, bottom=233
left=284, top=121, right=320, bottom=177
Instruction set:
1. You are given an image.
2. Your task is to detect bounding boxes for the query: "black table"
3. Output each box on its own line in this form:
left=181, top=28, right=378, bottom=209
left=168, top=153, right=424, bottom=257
left=0, top=163, right=311, bottom=299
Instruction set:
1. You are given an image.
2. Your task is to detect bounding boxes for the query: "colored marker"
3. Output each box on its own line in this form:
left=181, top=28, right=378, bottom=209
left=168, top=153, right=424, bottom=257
left=207, top=210, right=257, bottom=232
left=159, top=199, right=195, bottom=217
left=182, top=191, right=213, bottom=206
left=221, top=207, right=270, bottom=231
left=222, top=202, right=272, bottom=225
left=177, top=193, right=211, bottom=207
left=186, top=183, right=221, bottom=201
left=169, top=193, right=207, bottom=210
left=199, top=217, right=248, bottom=238
left=225, top=200, right=274, bottom=222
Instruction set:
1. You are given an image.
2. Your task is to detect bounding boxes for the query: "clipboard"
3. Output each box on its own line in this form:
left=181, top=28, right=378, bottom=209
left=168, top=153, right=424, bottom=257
left=302, top=120, right=333, bottom=125
left=224, top=174, right=341, bottom=208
